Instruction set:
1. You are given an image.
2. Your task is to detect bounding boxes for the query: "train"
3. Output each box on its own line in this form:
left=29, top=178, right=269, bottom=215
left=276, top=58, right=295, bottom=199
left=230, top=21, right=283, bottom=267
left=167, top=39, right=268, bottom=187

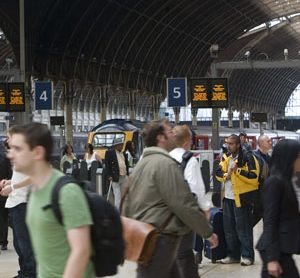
left=192, top=125, right=300, bottom=150
left=1, top=119, right=299, bottom=162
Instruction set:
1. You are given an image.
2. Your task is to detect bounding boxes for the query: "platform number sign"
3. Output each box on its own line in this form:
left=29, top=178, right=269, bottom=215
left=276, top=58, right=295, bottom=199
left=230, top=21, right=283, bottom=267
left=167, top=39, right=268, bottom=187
left=35, top=81, right=53, bottom=110
left=167, top=78, right=187, bottom=107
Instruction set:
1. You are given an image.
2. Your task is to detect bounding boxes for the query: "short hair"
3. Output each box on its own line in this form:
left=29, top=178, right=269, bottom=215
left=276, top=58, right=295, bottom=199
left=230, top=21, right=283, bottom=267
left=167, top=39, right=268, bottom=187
left=141, top=119, right=169, bottom=147
left=258, top=134, right=268, bottom=147
left=9, top=122, right=53, bottom=162
left=228, top=134, right=240, bottom=144
left=173, top=125, right=191, bottom=147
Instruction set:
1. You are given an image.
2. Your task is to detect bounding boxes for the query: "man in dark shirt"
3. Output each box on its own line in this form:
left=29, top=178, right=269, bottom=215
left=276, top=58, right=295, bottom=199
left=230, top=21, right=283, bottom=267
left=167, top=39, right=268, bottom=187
left=252, top=134, right=272, bottom=227
left=0, top=141, right=12, bottom=251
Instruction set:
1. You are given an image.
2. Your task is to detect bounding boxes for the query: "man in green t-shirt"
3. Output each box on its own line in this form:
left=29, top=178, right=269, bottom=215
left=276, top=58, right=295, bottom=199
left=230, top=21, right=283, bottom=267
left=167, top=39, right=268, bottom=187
left=7, top=123, right=95, bottom=278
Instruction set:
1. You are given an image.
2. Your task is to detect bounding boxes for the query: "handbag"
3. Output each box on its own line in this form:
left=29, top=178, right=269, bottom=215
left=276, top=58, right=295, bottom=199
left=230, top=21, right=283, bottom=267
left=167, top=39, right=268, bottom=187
left=121, top=216, right=158, bottom=265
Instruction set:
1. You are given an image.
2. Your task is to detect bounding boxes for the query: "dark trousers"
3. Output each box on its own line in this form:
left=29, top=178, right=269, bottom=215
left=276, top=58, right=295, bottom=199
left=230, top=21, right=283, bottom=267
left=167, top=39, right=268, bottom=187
left=194, top=234, right=203, bottom=253
left=252, top=189, right=263, bottom=227
left=172, top=232, right=200, bottom=278
left=223, top=198, right=254, bottom=260
left=260, top=251, right=300, bottom=278
left=137, top=234, right=181, bottom=278
left=10, top=203, right=36, bottom=278
left=0, top=196, right=8, bottom=246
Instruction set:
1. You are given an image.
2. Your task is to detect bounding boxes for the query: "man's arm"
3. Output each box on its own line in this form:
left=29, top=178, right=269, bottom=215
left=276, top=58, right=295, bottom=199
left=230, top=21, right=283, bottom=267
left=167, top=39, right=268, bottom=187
left=0, top=177, right=31, bottom=196
left=235, top=152, right=258, bottom=184
left=215, top=157, right=229, bottom=183
left=63, top=225, right=92, bottom=278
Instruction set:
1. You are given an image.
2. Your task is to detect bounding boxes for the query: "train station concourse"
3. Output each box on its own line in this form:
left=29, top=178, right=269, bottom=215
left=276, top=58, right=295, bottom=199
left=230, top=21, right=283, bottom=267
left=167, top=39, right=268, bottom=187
left=2, top=1, right=300, bottom=278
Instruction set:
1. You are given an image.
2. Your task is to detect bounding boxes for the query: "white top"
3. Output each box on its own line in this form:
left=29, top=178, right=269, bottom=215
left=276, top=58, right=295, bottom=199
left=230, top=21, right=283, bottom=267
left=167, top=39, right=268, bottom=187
left=224, top=155, right=237, bottom=200
left=85, top=152, right=97, bottom=170
left=169, top=147, right=212, bottom=211
left=5, top=170, right=30, bottom=208
left=116, top=150, right=127, bottom=176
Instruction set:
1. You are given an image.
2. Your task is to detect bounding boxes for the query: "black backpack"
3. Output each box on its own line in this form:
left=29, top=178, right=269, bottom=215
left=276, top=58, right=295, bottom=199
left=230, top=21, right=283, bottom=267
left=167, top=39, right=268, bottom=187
left=48, top=176, right=124, bottom=277
left=180, top=151, right=193, bottom=172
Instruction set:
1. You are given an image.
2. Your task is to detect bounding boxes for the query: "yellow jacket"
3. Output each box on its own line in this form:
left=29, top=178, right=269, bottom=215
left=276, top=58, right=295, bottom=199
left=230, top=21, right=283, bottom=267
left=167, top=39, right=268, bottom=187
left=215, top=150, right=259, bottom=207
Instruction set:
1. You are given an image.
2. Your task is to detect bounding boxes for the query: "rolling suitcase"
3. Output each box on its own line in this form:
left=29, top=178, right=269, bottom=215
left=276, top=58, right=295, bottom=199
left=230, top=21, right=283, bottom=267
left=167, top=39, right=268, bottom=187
left=204, top=207, right=227, bottom=263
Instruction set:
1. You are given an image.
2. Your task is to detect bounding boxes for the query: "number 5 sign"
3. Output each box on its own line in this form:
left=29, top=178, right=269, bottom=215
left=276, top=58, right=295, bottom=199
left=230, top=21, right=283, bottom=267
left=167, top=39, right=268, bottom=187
left=167, top=78, right=187, bottom=107
left=35, top=81, right=53, bottom=110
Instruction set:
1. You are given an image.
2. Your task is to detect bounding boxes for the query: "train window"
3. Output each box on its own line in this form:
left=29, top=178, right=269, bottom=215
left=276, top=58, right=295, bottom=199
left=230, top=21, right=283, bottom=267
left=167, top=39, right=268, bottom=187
left=92, top=133, right=125, bottom=148
left=0, top=122, right=6, bottom=132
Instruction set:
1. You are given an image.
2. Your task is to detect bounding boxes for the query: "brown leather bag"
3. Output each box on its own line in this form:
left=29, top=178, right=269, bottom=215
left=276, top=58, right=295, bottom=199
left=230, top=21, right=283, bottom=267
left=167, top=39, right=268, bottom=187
left=121, top=216, right=158, bottom=265
left=120, top=178, right=173, bottom=265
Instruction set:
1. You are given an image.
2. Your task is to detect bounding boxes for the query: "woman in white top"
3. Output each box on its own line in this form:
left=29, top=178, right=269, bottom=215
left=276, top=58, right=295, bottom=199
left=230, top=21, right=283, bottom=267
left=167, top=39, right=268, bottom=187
left=84, top=144, right=101, bottom=180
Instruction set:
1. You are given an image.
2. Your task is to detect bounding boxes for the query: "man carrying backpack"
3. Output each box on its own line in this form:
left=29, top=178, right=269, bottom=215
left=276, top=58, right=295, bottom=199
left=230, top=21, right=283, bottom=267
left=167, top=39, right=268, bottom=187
left=169, top=125, right=212, bottom=278
left=7, top=123, right=94, bottom=278
left=252, top=134, right=272, bottom=227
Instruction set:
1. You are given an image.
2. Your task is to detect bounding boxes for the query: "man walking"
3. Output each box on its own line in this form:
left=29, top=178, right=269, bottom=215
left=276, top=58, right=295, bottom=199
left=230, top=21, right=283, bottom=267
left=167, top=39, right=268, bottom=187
left=7, top=123, right=94, bottom=278
left=123, top=120, right=218, bottom=278
left=105, top=137, right=129, bottom=209
left=216, top=134, right=259, bottom=266
left=170, top=125, right=212, bottom=277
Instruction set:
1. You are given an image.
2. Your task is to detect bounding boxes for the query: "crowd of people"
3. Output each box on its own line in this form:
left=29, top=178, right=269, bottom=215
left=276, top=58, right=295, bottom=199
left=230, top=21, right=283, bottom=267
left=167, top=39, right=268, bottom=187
left=0, top=120, right=300, bottom=278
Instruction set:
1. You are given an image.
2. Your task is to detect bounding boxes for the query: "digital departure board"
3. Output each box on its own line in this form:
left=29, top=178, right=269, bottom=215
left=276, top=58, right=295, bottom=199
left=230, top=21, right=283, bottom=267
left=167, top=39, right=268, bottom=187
left=191, top=78, right=228, bottom=108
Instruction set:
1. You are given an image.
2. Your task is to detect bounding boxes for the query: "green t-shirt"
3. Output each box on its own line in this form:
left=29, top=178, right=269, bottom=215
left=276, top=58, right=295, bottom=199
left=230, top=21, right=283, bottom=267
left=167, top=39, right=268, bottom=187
left=26, top=169, right=95, bottom=278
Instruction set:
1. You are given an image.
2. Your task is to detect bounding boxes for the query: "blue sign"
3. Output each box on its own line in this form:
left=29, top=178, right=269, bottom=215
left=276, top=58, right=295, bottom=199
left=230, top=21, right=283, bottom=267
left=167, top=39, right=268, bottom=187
left=35, top=81, right=53, bottom=110
left=167, top=78, right=187, bottom=107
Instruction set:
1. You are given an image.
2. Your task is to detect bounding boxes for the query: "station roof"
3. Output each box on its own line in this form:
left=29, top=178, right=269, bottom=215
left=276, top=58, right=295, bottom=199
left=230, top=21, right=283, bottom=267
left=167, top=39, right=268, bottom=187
left=0, top=0, right=300, bottom=114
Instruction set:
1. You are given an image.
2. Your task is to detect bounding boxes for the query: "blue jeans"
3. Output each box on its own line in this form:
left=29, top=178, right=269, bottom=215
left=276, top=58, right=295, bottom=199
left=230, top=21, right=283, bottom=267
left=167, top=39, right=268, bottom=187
left=223, top=198, right=254, bottom=260
left=9, top=203, right=36, bottom=278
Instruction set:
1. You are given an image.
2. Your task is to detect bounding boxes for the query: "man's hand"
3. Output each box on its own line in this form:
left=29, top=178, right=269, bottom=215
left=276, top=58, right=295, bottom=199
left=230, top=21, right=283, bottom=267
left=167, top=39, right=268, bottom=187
left=207, top=233, right=218, bottom=249
left=0, top=185, right=12, bottom=196
left=230, top=162, right=238, bottom=172
left=0, top=179, right=11, bottom=189
left=267, top=261, right=283, bottom=277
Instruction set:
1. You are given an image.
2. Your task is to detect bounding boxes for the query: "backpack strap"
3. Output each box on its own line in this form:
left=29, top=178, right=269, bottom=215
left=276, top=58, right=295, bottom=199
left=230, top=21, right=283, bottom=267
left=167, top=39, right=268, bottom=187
left=181, top=151, right=193, bottom=172
left=42, top=175, right=77, bottom=225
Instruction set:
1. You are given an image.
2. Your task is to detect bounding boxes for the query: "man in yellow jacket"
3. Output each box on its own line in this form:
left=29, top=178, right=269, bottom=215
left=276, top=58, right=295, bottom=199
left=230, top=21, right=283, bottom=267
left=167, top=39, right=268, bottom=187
left=215, top=134, right=259, bottom=266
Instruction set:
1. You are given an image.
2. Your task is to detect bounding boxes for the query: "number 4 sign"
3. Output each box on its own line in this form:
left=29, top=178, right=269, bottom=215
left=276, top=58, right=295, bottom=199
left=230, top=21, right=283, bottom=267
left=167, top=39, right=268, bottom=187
left=167, top=78, right=187, bottom=107
left=35, top=81, right=53, bottom=110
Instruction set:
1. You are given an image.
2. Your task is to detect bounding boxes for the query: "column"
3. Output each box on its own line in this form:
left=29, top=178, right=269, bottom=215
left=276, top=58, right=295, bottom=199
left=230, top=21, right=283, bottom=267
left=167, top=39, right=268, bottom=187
left=239, top=110, right=244, bottom=129
left=64, top=81, right=73, bottom=146
left=211, top=108, right=220, bottom=150
left=272, top=113, right=277, bottom=130
left=228, top=107, right=233, bottom=128
left=191, top=108, right=198, bottom=126
left=152, top=94, right=160, bottom=120
left=128, top=90, right=136, bottom=120
left=100, top=87, right=108, bottom=123
left=173, top=107, right=180, bottom=124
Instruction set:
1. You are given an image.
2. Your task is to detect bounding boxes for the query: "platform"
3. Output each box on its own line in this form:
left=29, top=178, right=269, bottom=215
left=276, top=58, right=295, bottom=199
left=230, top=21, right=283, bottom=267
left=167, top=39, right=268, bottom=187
left=1, top=222, right=300, bottom=278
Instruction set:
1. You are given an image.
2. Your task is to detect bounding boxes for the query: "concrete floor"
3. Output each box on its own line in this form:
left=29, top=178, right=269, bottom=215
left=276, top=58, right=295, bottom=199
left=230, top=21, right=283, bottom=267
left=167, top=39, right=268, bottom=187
left=1, top=222, right=300, bottom=278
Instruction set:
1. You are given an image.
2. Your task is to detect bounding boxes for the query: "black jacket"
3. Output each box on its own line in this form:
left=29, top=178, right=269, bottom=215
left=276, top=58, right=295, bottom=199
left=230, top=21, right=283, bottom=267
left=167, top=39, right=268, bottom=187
left=256, top=175, right=300, bottom=262
left=0, top=149, right=12, bottom=203
left=104, top=149, right=129, bottom=182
